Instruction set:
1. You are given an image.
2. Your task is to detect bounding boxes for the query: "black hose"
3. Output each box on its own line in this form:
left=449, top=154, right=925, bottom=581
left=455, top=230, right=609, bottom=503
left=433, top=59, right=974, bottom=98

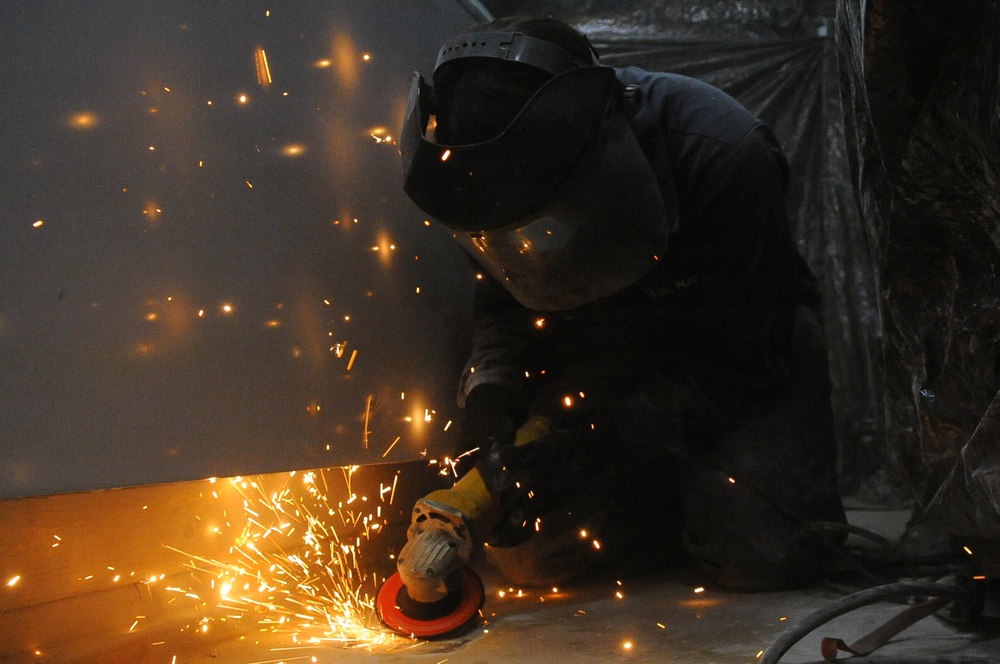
left=808, top=520, right=903, bottom=554
left=790, top=657, right=993, bottom=663
left=758, top=581, right=973, bottom=663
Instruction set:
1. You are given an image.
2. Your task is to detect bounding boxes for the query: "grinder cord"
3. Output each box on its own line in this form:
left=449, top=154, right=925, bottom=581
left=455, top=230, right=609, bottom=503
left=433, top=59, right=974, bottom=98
left=758, top=581, right=975, bottom=663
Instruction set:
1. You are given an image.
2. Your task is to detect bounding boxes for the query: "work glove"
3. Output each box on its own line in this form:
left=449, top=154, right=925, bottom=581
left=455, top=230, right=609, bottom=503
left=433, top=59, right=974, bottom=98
left=455, top=383, right=524, bottom=468
left=479, top=424, right=597, bottom=547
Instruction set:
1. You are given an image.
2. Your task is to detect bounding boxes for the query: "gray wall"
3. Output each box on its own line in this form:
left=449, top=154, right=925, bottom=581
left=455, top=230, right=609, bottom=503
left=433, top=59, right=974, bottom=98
left=0, top=1, right=482, bottom=497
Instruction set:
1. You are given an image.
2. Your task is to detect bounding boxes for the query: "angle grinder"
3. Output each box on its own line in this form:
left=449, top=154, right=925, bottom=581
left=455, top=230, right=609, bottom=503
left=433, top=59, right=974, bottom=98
left=376, top=415, right=551, bottom=638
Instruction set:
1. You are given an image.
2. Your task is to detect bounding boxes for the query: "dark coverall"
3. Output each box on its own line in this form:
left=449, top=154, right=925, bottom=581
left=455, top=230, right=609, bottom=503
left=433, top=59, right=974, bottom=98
left=459, top=67, right=845, bottom=591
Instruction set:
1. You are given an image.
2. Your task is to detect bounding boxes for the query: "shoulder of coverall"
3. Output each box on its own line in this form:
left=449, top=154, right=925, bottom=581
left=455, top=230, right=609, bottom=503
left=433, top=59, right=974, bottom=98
left=615, top=66, right=789, bottom=194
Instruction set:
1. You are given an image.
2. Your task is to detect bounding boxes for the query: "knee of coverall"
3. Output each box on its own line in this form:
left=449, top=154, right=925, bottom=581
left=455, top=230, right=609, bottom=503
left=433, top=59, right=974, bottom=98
left=677, top=459, right=845, bottom=591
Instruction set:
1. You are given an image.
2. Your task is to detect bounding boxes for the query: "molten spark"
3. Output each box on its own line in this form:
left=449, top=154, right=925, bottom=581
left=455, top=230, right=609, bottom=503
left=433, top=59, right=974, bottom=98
left=362, top=394, right=372, bottom=448
left=381, top=436, right=400, bottom=459
left=254, top=46, right=272, bottom=88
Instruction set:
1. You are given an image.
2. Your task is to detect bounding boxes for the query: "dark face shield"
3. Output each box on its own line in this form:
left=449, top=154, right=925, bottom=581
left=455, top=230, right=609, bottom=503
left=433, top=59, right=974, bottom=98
left=455, top=113, right=668, bottom=310
left=401, top=65, right=669, bottom=311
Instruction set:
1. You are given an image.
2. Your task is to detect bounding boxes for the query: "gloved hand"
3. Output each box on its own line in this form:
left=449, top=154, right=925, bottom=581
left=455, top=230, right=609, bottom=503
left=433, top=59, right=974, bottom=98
left=479, top=425, right=597, bottom=547
left=457, top=383, right=523, bottom=459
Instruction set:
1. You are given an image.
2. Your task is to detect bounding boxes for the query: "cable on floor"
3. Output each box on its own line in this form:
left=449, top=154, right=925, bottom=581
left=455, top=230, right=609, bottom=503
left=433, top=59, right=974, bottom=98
left=758, top=580, right=975, bottom=663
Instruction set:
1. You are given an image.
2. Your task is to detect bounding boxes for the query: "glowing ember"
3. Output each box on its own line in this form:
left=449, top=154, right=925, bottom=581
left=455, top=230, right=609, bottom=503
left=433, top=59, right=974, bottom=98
left=169, top=468, right=408, bottom=650
left=68, top=111, right=98, bottom=129
left=281, top=143, right=307, bottom=157
left=142, top=201, right=163, bottom=221
left=369, top=127, right=394, bottom=144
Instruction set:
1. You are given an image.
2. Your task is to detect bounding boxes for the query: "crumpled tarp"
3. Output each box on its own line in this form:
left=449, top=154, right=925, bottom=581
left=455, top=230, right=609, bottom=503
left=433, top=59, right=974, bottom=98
left=837, top=0, right=1000, bottom=544
left=481, top=0, right=884, bottom=490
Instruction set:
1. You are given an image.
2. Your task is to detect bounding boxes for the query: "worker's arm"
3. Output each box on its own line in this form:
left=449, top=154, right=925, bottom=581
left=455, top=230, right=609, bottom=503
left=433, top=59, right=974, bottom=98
left=456, top=269, right=540, bottom=454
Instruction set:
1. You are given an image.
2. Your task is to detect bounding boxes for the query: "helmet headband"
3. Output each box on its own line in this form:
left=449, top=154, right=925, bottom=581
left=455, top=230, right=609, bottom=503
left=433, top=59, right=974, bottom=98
left=435, top=31, right=597, bottom=75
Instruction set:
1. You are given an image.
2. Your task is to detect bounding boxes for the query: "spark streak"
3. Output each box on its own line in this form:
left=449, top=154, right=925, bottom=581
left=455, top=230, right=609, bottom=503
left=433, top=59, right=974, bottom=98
left=381, top=437, right=400, bottom=459
left=255, top=46, right=272, bottom=88
left=362, top=395, right=372, bottom=449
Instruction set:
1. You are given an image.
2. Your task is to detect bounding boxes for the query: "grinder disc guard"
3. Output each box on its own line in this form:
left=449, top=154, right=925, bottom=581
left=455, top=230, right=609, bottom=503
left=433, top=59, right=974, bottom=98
left=376, top=567, right=485, bottom=638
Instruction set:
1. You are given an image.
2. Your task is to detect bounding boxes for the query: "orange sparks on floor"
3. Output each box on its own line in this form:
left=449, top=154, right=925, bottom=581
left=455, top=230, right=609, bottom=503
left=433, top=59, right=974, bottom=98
left=168, top=469, right=407, bottom=649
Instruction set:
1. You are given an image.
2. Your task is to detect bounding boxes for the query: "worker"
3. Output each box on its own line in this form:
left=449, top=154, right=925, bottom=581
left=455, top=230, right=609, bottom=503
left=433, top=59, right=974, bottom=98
left=400, top=17, right=845, bottom=591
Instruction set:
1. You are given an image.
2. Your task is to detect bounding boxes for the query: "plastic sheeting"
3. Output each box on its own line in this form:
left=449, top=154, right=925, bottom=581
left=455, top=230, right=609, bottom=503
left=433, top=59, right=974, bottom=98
left=837, top=0, right=1000, bottom=545
left=481, top=0, right=884, bottom=490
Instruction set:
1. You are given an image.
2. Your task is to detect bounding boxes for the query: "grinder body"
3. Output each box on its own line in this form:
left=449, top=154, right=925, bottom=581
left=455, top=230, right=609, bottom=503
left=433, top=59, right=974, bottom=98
left=377, top=415, right=551, bottom=636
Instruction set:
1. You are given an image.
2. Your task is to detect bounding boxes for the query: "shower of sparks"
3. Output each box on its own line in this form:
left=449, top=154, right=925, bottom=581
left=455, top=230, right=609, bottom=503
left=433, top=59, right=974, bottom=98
left=168, top=469, right=409, bottom=650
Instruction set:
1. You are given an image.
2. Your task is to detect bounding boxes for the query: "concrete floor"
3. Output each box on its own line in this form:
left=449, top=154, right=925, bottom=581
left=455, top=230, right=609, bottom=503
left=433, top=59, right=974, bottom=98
left=175, top=508, right=1000, bottom=664
left=2, top=464, right=999, bottom=663
left=187, top=575, right=1000, bottom=664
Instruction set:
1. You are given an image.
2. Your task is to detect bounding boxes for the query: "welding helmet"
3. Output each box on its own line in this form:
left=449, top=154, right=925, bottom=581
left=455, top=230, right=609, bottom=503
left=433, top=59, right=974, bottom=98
left=401, top=31, right=671, bottom=311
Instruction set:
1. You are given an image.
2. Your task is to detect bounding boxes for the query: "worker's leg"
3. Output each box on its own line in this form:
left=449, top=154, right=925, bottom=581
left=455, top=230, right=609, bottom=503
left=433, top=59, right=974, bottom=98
left=671, top=458, right=843, bottom=590
left=481, top=379, right=690, bottom=587
left=482, top=450, right=685, bottom=587
left=675, top=305, right=845, bottom=590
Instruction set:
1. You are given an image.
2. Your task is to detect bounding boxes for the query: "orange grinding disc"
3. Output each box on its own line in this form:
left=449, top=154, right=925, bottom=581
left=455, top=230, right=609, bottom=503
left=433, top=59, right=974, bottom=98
left=376, top=567, right=485, bottom=638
